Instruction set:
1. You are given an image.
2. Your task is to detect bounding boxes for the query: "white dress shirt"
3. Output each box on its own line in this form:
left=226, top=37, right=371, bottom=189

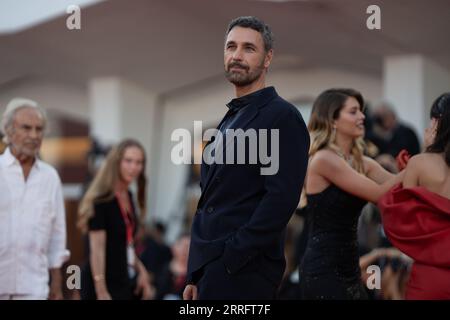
left=0, top=148, right=70, bottom=297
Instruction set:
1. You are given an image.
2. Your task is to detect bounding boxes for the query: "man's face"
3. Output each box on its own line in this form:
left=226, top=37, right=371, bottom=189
left=8, top=107, right=44, bottom=158
left=224, top=26, right=272, bottom=86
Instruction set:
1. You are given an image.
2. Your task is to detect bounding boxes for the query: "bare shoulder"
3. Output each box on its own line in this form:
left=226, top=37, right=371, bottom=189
left=406, top=153, right=437, bottom=170
left=310, top=149, right=342, bottom=170
left=405, top=153, right=449, bottom=193
left=307, top=149, right=340, bottom=193
left=311, top=149, right=341, bottom=161
left=403, top=154, right=423, bottom=176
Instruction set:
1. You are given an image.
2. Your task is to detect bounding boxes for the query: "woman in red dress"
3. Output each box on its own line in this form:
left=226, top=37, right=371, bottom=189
left=378, top=92, right=450, bottom=299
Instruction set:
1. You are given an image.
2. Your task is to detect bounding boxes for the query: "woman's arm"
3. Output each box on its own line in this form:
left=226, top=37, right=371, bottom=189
left=310, top=150, right=404, bottom=203
left=364, top=156, right=395, bottom=184
left=89, top=230, right=111, bottom=300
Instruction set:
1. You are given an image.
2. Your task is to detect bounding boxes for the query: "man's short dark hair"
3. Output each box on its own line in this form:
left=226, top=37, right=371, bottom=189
left=226, top=16, right=274, bottom=52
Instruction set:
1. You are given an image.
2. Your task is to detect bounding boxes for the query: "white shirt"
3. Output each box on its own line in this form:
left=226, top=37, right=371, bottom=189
left=0, top=148, right=70, bottom=297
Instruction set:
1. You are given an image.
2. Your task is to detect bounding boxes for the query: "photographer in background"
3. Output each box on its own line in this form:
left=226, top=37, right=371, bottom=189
left=371, top=102, right=421, bottom=158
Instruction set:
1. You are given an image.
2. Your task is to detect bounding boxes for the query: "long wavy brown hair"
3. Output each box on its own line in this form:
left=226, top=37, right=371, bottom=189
left=77, top=139, right=147, bottom=233
left=299, top=89, right=366, bottom=208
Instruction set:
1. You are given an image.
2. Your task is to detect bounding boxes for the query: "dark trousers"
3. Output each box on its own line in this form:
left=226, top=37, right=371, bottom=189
left=197, top=257, right=277, bottom=300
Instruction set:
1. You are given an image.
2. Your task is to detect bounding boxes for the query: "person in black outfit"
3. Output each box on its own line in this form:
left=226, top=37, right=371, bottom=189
left=139, top=222, right=173, bottom=279
left=154, top=233, right=190, bottom=300
left=78, top=139, right=153, bottom=300
left=371, top=103, right=421, bottom=157
left=298, top=89, right=404, bottom=300
left=183, top=16, right=310, bottom=300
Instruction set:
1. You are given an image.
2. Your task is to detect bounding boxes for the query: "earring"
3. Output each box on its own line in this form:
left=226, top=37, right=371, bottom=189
left=331, top=127, right=337, bottom=143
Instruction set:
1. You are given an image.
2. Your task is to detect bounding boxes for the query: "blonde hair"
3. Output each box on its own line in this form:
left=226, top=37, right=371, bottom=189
left=299, top=89, right=366, bottom=209
left=77, top=139, right=147, bottom=233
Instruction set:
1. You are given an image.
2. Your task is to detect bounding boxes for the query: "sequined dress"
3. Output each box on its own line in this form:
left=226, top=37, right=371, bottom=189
left=299, top=184, right=368, bottom=299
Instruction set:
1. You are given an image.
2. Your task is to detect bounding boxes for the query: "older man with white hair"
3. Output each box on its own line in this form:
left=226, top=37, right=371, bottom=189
left=0, top=98, right=69, bottom=300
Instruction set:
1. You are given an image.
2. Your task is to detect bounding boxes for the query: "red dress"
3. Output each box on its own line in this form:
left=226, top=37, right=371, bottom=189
left=378, top=184, right=450, bottom=300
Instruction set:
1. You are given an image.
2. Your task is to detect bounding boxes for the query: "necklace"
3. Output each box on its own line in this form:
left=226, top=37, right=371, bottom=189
left=335, top=149, right=354, bottom=167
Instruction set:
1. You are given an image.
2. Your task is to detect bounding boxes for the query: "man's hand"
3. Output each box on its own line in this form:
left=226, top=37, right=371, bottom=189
left=183, top=284, right=198, bottom=300
left=48, top=268, right=63, bottom=300
left=380, top=264, right=403, bottom=300
left=134, top=269, right=155, bottom=300
left=48, top=285, right=63, bottom=300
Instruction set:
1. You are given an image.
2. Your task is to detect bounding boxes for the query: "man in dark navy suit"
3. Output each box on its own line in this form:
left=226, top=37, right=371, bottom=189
left=183, top=16, right=309, bottom=300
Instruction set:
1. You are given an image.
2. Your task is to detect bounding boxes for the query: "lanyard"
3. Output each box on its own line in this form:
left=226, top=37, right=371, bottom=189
left=115, top=192, right=135, bottom=245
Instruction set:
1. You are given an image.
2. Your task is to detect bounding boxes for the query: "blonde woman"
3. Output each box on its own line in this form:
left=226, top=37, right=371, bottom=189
left=78, top=139, right=153, bottom=300
left=298, top=89, right=403, bottom=300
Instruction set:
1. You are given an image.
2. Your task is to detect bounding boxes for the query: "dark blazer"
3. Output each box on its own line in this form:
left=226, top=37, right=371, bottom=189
left=187, top=86, right=310, bottom=289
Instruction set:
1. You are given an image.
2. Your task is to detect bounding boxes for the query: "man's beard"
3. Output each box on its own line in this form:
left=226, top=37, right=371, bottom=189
left=225, top=61, right=265, bottom=87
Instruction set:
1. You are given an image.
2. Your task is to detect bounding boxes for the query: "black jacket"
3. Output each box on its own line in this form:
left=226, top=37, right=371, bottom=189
left=187, top=87, right=310, bottom=287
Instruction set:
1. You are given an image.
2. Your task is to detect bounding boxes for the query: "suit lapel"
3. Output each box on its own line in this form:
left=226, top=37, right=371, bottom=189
left=198, top=87, right=278, bottom=207
left=213, top=105, right=259, bottom=163
left=199, top=105, right=259, bottom=206
left=199, top=111, right=231, bottom=188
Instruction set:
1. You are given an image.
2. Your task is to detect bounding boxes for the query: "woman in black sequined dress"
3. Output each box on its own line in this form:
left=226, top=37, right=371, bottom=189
left=298, top=89, right=404, bottom=300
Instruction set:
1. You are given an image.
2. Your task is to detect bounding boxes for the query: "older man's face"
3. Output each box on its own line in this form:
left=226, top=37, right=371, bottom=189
left=8, top=107, right=44, bottom=158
